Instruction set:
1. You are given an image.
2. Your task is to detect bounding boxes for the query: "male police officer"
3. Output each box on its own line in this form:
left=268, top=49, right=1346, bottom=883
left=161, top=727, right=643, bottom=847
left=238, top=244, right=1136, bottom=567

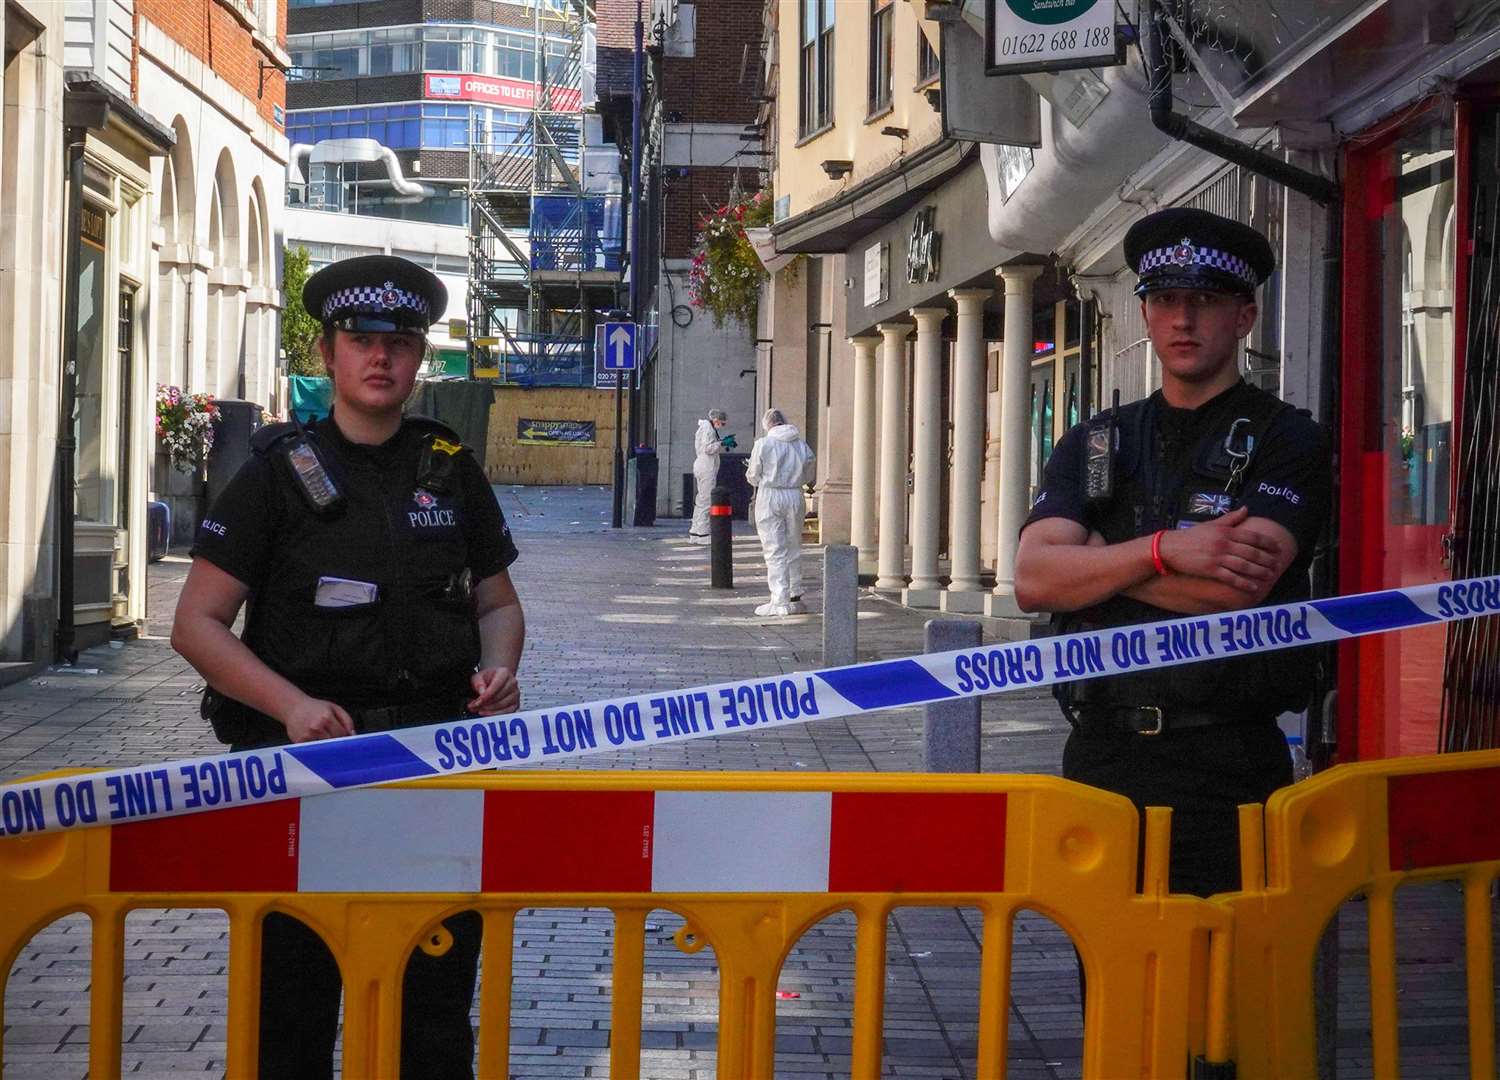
left=173, top=254, right=524, bottom=1077
left=1013, top=207, right=1331, bottom=898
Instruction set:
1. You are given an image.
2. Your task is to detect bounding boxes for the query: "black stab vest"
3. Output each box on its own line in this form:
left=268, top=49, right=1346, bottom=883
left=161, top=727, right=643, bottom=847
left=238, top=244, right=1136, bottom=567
left=1053, top=382, right=1315, bottom=719
left=229, top=416, right=481, bottom=739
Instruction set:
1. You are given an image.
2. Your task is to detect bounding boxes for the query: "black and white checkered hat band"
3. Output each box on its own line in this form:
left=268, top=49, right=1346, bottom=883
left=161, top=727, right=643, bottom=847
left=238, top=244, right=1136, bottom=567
left=321, top=283, right=431, bottom=321
left=1136, top=244, right=1256, bottom=288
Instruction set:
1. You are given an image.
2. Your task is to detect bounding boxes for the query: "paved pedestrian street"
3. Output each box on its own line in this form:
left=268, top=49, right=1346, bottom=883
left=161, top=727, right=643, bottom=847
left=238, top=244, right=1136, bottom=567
left=1, top=487, right=1491, bottom=1078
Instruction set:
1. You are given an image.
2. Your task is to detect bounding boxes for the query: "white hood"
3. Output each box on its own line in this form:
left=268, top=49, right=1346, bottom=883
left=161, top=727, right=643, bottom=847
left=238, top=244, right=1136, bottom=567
left=748, top=425, right=815, bottom=489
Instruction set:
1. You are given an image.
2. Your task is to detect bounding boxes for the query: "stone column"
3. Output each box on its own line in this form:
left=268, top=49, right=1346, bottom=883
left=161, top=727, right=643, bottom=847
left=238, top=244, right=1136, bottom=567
left=942, top=287, right=992, bottom=613
left=848, top=335, right=881, bottom=572
left=988, top=264, right=1044, bottom=617
left=904, top=306, right=947, bottom=607
left=818, top=334, right=855, bottom=545
left=875, top=322, right=912, bottom=592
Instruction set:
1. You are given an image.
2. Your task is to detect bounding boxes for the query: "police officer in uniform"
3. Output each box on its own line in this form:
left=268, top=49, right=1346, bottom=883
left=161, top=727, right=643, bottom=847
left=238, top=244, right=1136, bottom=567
left=1014, top=207, right=1331, bottom=898
left=172, top=254, right=524, bottom=1078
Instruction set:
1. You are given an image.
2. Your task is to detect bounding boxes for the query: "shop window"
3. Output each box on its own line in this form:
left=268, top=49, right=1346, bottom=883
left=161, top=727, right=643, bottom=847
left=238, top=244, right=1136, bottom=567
left=115, top=288, right=135, bottom=529
left=1029, top=360, right=1054, bottom=500
left=75, top=202, right=111, bottom=524
left=799, top=0, right=834, bottom=137
left=868, top=0, right=893, bottom=117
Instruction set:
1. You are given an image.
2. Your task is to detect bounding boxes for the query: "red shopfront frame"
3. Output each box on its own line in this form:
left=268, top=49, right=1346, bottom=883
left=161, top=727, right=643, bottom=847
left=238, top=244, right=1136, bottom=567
left=1338, top=97, right=1479, bottom=761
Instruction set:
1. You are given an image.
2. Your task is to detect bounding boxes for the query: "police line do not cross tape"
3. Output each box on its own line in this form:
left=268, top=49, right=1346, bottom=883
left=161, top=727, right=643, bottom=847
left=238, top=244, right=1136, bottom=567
left=4, top=576, right=1500, bottom=840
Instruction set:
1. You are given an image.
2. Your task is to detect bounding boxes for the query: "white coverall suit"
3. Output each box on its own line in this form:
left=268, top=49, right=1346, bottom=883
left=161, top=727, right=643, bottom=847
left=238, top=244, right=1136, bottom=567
left=690, top=418, right=724, bottom=542
left=746, top=423, right=816, bottom=615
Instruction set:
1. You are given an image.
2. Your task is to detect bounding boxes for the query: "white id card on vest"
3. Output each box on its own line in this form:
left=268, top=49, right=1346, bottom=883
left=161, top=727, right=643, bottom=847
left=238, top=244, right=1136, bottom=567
left=314, top=577, right=379, bottom=608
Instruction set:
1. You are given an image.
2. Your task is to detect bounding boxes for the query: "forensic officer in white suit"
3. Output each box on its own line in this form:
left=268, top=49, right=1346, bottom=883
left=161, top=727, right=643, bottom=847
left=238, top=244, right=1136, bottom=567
left=746, top=408, right=815, bottom=617
left=689, top=408, right=729, bottom=544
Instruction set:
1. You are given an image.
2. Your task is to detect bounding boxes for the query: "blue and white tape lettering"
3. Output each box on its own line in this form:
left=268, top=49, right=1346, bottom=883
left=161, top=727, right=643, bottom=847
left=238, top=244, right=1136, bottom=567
left=3, top=576, right=1499, bottom=838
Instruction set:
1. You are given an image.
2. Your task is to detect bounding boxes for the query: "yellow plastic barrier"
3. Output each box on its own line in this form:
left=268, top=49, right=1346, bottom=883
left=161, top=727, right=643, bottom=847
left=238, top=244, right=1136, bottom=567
left=1220, top=747, right=1500, bottom=1080
left=0, top=770, right=1231, bottom=1080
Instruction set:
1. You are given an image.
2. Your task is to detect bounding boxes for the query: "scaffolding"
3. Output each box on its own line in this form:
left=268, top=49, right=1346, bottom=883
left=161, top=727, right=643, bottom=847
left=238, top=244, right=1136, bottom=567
left=466, top=0, right=620, bottom=387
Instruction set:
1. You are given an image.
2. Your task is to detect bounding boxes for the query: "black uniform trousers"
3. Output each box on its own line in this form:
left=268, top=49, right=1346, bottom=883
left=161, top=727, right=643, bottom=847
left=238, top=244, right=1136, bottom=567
left=1062, top=718, right=1292, bottom=897
left=234, top=727, right=480, bottom=1079
left=256, top=910, right=481, bottom=1080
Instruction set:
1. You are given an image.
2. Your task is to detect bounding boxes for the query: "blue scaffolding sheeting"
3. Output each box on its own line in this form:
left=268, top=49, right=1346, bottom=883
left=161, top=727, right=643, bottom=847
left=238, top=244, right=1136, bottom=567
left=529, top=194, right=623, bottom=273
left=487, top=332, right=592, bottom=387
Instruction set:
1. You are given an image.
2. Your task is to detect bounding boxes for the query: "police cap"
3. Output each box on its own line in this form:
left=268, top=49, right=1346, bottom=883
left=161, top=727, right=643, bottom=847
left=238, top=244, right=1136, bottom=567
left=1123, top=207, right=1274, bottom=297
left=302, top=254, right=447, bottom=333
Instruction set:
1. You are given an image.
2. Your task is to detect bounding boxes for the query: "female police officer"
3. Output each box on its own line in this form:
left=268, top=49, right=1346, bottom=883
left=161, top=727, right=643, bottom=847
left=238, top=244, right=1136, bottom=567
left=172, top=254, right=524, bottom=1078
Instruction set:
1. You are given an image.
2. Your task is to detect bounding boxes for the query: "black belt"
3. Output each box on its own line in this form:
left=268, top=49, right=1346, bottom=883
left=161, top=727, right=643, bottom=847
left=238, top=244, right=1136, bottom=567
left=1074, top=705, right=1269, bottom=737
left=353, top=699, right=466, bottom=734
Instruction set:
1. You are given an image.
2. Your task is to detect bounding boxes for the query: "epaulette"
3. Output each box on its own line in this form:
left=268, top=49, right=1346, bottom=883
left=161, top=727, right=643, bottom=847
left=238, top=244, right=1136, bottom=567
left=405, top=414, right=466, bottom=451
left=408, top=415, right=469, bottom=494
left=249, top=420, right=302, bottom=455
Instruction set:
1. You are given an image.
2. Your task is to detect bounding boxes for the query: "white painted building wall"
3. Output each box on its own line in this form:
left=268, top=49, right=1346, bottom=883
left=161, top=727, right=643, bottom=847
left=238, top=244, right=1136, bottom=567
left=63, top=0, right=134, bottom=97
left=651, top=258, right=758, bottom=516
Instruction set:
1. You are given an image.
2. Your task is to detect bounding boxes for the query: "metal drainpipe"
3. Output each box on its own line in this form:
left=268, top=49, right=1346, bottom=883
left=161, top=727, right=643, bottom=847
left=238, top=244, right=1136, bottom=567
left=55, top=128, right=87, bottom=666
left=1312, top=204, right=1342, bottom=768
left=1143, top=0, right=1337, bottom=206
left=1147, top=0, right=1347, bottom=767
left=615, top=0, right=644, bottom=529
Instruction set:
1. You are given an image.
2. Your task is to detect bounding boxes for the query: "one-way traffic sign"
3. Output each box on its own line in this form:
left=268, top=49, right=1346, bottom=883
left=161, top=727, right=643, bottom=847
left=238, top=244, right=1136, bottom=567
left=602, top=321, right=637, bottom=370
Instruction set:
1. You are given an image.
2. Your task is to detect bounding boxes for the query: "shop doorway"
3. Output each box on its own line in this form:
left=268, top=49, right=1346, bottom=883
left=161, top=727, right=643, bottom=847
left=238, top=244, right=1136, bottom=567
left=1340, top=100, right=1493, bottom=759
left=1027, top=357, right=1054, bottom=506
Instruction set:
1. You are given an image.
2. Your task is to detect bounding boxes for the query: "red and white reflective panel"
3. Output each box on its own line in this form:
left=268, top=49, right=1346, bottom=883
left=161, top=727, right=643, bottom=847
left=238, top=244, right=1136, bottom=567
left=111, top=789, right=1007, bottom=894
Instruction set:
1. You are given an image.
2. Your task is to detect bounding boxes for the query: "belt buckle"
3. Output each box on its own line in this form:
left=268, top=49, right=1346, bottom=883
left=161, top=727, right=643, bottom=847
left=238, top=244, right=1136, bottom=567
left=1134, top=706, right=1165, bottom=736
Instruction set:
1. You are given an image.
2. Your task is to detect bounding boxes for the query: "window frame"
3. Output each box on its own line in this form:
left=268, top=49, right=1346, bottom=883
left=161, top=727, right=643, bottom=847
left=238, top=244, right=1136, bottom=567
left=916, top=27, right=939, bottom=87
left=868, top=0, right=893, bottom=120
left=798, top=0, right=835, bottom=140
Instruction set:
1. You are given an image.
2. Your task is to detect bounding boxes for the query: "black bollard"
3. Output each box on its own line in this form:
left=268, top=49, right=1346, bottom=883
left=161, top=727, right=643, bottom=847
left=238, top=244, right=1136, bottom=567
left=710, top=484, right=733, bottom=589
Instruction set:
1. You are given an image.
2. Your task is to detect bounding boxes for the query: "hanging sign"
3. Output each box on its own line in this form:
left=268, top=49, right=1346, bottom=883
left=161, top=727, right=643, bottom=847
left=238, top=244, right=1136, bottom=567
left=984, top=0, right=1127, bottom=77
left=905, top=206, right=940, bottom=285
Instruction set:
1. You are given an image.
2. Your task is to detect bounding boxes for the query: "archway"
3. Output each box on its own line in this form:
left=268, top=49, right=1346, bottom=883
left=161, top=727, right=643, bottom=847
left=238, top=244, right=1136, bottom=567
left=155, top=117, right=197, bottom=391
left=245, top=178, right=275, bottom=408
left=205, top=150, right=243, bottom=398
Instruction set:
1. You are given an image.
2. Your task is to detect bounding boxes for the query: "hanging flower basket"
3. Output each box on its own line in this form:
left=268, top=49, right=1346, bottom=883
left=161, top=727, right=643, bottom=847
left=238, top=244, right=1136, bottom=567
left=156, top=384, right=219, bottom=473
left=687, top=189, right=796, bottom=328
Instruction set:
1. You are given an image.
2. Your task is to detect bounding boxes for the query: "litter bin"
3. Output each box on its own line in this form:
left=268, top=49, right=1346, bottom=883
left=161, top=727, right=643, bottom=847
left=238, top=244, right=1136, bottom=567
left=681, top=453, right=752, bottom=522
left=630, top=447, right=658, bottom=526
left=147, top=501, right=171, bottom=561
left=204, top=399, right=265, bottom=508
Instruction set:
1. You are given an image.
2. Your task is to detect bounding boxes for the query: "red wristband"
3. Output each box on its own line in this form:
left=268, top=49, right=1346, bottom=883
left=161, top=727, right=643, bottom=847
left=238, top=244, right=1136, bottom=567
left=1151, top=530, right=1169, bottom=576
